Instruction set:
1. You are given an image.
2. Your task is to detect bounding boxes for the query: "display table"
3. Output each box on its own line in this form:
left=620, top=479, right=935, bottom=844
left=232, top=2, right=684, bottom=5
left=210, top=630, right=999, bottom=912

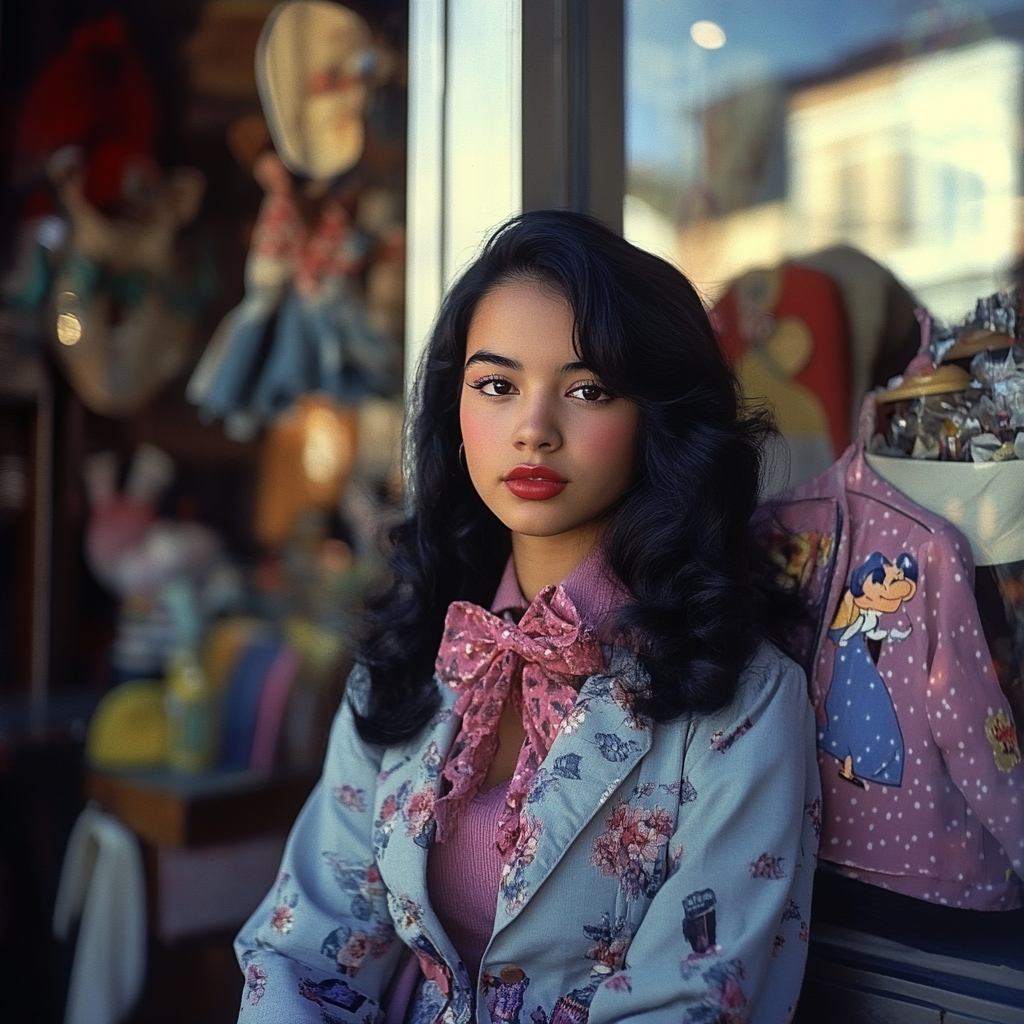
left=795, top=872, right=1024, bottom=1024
left=85, top=768, right=315, bottom=943
left=85, top=767, right=316, bottom=848
left=82, top=768, right=316, bottom=1024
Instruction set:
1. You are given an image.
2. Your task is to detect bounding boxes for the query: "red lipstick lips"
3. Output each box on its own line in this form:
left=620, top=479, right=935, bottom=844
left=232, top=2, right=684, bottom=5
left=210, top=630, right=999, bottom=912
left=503, top=463, right=567, bottom=500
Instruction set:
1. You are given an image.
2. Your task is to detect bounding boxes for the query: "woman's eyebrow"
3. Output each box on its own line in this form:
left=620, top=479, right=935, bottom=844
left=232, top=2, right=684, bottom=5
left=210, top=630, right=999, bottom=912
left=465, top=350, right=520, bottom=370
left=464, top=350, right=589, bottom=373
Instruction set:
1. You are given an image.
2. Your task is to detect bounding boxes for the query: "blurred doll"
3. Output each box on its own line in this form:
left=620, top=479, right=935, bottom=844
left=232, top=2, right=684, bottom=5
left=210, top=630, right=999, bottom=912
left=188, top=1, right=400, bottom=440
left=12, top=14, right=154, bottom=216
left=48, top=149, right=211, bottom=417
left=4, top=13, right=214, bottom=415
left=84, top=444, right=237, bottom=680
left=714, top=264, right=852, bottom=493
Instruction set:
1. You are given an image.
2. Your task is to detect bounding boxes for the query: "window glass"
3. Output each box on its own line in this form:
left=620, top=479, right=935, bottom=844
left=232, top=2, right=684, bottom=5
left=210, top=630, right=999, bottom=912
left=625, top=1, right=1024, bottom=321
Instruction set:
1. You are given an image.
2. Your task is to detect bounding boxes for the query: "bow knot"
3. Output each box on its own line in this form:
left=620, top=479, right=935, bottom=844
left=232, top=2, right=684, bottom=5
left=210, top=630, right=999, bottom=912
left=433, top=584, right=605, bottom=855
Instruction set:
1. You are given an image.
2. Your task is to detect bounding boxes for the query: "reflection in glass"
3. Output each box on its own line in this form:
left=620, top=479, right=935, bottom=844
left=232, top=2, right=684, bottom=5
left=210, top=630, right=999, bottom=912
left=625, top=1, right=1024, bottom=322
left=690, top=20, right=727, bottom=50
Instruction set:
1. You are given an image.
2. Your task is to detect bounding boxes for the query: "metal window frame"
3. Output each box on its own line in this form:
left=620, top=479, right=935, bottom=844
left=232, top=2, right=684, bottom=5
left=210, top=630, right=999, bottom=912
left=404, top=0, right=624, bottom=391
left=522, top=0, right=623, bottom=230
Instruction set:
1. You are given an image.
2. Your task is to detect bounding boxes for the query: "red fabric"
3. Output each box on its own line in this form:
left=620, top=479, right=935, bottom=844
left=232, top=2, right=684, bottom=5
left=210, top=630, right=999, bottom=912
left=713, top=264, right=853, bottom=453
left=15, top=14, right=156, bottom=211
left=433, top=586, right=605, bottom=857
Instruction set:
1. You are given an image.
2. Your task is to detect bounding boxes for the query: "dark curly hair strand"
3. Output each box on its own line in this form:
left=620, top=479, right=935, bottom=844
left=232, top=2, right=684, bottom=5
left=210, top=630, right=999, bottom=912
left=354, top=209, right=775, bottom=744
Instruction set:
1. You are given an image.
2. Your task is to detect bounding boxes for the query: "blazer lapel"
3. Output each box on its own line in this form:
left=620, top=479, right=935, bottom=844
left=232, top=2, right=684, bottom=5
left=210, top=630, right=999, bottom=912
left=372, top=684, right=464, bottom=991
left=492, top=649, right=653, bottom=934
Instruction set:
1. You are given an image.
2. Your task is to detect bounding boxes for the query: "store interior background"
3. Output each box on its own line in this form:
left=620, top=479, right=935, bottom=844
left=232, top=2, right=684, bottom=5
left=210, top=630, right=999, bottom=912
left=0, top=1, right=408, bottom=1020
left=1, top=1, right=1024, bottom=1022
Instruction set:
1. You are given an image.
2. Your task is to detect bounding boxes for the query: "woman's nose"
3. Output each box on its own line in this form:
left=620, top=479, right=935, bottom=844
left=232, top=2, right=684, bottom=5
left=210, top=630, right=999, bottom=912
left=513, top=394, right=561, bottom=451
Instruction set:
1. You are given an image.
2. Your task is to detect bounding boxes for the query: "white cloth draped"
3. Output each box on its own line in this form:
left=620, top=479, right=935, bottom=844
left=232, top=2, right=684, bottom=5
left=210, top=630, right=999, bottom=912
left=53, top=804, right=147, bottom=1024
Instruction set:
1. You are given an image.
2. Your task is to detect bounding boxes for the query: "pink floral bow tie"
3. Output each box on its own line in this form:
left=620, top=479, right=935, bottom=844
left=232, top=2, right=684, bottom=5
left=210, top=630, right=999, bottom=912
left=433, top=584, right=606, bottom=855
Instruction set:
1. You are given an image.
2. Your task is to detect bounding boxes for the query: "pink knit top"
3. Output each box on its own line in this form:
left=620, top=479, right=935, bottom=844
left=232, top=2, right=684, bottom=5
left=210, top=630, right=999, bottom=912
left=425, top=779, right=510, bottom=986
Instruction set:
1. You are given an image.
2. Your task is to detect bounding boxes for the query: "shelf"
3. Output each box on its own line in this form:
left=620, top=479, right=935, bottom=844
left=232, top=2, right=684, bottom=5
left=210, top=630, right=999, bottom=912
left=84, top=767, right=317, bottom=848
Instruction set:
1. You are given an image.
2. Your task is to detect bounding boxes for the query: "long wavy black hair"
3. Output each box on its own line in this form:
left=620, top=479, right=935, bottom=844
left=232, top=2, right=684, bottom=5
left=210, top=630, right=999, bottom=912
left=354, top=210, right=775, bottom=744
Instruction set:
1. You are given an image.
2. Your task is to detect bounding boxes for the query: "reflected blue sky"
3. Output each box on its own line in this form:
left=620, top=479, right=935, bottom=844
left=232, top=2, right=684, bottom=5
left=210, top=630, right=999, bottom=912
left=627, top=0, right=1024, bottom=171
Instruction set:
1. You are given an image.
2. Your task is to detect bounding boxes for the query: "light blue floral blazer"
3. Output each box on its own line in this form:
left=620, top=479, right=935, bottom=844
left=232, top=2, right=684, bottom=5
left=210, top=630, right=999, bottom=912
left=235, top=641, right=820, bottom=1024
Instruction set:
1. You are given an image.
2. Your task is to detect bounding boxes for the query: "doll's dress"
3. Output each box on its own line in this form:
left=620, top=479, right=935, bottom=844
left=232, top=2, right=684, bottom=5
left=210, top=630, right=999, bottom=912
left=195, top=152, right=399, bottom=426
left=819, top=618, right=904, bottom=785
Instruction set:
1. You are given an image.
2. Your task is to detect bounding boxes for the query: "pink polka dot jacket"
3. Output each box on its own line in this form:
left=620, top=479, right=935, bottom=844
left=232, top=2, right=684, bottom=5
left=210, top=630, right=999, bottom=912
left=770, top=444, right=1024, bottom=910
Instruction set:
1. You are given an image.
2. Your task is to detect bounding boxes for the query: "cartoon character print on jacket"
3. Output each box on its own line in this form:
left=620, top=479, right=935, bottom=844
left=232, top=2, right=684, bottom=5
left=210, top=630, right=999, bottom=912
left=676, top=892, right=751, bottom=1024
left=481, top=964, right=597, bottom=1024
left=297, top=975, right=367, bottom=1014
left=819, top=551, right=918, bottom=787
left=484, top=966, right=531, bottom=1023
left=985, top=710, right=1022, bottom=772
left=681, top=888, right=719, bottom=960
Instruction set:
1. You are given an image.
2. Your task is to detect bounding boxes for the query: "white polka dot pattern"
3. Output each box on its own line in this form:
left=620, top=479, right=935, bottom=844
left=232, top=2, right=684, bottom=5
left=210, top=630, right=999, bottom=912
left=781, top=446, right=1024, bottom=910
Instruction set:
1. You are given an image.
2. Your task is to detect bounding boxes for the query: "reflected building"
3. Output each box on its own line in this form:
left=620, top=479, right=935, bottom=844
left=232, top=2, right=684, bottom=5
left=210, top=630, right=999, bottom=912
left=627, top=36, right=1023, bottom=323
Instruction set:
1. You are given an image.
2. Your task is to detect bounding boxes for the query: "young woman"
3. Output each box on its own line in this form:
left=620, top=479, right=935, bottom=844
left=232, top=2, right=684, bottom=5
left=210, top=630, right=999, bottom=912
left=235, top=211, right=821, bottom=1024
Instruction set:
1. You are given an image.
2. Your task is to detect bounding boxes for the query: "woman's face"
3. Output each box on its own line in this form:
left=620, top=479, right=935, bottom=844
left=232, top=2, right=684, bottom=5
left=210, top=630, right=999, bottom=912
left=459, top=277, right=639, bottom=551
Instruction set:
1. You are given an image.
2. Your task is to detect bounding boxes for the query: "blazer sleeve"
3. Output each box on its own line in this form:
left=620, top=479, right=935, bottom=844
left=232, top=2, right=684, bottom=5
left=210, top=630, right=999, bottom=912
left=234, top=663, right=405, bottom=1023
left=587, top=645, right=821, bottom=1024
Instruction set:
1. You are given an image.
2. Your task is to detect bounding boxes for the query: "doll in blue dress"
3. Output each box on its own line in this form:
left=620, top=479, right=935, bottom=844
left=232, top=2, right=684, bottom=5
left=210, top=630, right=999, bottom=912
left=819, top=550, right=918, bottom=788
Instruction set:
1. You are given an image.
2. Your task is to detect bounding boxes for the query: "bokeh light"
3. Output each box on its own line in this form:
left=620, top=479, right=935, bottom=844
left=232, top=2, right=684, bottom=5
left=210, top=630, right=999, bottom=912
left=690, top=20, right=727, bottom=50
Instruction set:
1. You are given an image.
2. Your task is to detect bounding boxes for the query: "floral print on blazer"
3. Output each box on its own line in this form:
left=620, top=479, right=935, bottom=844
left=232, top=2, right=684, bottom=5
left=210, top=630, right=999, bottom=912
left=234, top=641, right=820, bottom=1024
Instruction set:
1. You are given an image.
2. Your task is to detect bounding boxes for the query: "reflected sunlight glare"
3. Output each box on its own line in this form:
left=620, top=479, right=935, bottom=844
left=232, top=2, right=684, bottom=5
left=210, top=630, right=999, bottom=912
left=690, top=20, right=727, bottom=50
left=627, top=0, right=1024, bottom=321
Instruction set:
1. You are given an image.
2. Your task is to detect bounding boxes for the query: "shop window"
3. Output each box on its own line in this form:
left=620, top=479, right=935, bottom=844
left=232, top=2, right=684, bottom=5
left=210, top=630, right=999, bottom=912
left=625, top=1, right=1024, bottom=322
left=624, top=5, right=1024, bottom=1019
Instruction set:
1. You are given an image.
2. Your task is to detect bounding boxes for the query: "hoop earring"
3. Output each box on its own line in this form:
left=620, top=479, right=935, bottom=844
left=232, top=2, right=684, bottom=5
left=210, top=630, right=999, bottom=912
left=458, top=442, right=468, bottom=473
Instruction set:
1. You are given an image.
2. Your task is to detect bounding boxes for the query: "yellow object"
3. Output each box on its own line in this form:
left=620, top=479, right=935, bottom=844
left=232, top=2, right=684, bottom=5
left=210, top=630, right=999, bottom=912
left=876, top=364, right=971, bottom=403
left=734, top=316, right=831, bottom=439
left=56, top=311, right=82, bottom=345
left=165, top=648, right=218, bottom=773
left=985, top=710, right=1021, bottom=772
left=86, top=680, right=168, bottom=770
left=285, top=616, right=344, bottom=682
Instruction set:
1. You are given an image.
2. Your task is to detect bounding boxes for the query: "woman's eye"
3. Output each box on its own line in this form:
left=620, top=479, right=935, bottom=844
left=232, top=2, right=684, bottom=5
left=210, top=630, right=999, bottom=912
left=568, top=382, right=612, bottom=402
left=469, top=376, right=516, bottom=396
